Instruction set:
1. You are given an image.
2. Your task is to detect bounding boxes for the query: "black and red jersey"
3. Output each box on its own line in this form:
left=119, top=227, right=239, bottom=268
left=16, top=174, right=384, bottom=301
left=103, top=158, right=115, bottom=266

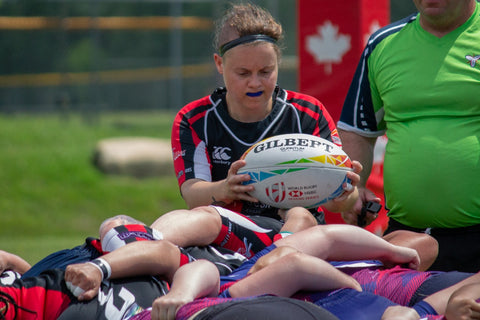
left=172, top=86, right=340, bottom=218
left=0, top=269, right=168, bottom=320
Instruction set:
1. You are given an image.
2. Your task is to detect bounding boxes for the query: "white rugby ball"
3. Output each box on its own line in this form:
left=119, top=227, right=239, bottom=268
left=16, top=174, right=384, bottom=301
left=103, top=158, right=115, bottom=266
left=238, top=133, right=352, bottom=209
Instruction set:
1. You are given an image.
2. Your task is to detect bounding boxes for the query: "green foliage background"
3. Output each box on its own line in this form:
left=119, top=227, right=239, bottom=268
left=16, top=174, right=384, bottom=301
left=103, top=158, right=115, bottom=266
left=0, top=112, right=185, bottom=265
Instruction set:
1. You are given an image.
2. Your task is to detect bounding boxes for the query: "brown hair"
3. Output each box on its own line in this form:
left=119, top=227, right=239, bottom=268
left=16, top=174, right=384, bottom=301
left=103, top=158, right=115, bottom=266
left=213, top=3, right=284, bottom=57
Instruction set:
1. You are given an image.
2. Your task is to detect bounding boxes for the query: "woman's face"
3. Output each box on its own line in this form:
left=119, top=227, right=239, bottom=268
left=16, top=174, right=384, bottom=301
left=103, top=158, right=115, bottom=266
left=214, top=42, right=279, bottom=119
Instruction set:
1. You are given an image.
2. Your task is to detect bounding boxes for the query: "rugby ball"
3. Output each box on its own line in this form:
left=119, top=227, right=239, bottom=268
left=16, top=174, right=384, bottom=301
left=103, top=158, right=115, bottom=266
left=238, top=133, right=352, bottom=209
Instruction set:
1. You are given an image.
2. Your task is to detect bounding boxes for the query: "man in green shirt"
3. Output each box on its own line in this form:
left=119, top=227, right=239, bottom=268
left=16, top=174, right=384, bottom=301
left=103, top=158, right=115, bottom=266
left=338, top=0, right=480, bottom=272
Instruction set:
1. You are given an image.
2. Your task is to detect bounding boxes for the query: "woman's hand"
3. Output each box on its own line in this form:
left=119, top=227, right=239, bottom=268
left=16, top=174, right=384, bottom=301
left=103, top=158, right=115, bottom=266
left=218, top=160, right=259, bottom=204
left=150, top=291, right=195, bottom=320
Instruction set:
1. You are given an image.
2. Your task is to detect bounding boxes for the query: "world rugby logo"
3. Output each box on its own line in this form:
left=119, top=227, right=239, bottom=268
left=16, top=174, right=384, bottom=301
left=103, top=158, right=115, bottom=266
left=265, top=182, right=286, bottom=203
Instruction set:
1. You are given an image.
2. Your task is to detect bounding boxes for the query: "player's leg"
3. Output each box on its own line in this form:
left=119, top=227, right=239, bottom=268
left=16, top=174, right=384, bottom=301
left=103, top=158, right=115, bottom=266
left=275, top=224, right=420, bottom=268
left=210, top=207, right=282, bottom=258
left=150, top=206, right=222, bottom=247
left=382, top=230, right=438, bottom=271
left=414, top=271, right=479, bottom=315
left=274, top=207, right=318, bottom=241
left=227, top=251, right=361, bottom=298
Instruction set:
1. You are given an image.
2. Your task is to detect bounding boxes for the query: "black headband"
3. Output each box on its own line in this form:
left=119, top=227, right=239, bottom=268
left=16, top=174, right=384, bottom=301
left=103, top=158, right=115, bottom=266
left=218, top=34, right=277, bottom=56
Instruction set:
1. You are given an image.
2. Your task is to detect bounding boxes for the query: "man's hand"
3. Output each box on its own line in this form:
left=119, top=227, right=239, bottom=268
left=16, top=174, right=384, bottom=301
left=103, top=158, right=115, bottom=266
left=341, top=187, right=381, bottom=226
left=64, top=262, right=103, bottom=301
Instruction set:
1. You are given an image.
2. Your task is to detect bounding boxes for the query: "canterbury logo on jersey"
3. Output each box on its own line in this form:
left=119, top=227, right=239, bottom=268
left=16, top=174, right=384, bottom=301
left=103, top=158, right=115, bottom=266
left=212, top=146, right=232, bottom=161
left=466, top=54, right=480, bottom=68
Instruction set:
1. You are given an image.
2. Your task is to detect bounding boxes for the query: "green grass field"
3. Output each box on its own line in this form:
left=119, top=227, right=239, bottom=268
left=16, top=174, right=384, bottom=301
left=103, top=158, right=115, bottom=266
left=0, top=111, right=185, bottom=265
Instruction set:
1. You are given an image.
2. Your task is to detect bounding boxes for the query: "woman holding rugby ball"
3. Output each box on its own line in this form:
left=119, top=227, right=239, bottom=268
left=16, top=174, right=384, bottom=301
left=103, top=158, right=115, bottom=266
left=170, top=3, right=362, bottom=235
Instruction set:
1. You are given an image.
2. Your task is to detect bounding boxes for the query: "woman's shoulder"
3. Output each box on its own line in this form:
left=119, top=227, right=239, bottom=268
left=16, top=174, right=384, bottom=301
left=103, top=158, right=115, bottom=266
left=177, top=88, right=225, bottom=117
left=280, top=88, right=326, bottom=109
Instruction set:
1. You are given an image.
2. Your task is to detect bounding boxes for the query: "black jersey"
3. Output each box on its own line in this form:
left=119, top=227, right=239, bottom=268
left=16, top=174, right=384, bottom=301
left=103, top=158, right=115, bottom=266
left=172, top=86, right=340, bottom=218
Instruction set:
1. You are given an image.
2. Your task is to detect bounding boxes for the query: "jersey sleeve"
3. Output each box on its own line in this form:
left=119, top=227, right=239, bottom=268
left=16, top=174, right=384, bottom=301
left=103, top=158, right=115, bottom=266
left=171, top=98, right=213, bottom=187
left=338, top=36, right=386, bottom=138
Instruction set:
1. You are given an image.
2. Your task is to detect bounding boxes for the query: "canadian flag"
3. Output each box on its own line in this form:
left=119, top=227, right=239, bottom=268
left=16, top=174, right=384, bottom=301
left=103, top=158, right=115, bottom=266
left=297, top=0, right=389, bottom=122
left=297, top=1, right=390, bottom=234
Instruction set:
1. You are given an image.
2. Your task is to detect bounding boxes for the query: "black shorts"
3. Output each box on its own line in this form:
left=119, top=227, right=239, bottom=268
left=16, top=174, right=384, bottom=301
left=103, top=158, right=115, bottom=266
left=213, top=207, right=283, bottom=258
left=193, top=295, right=339, bottom=320
left=409, top=271, right=474, bottom=305
left=386, top=219, right=480, bottom=272
left=181, top=245, right=247, bottom=276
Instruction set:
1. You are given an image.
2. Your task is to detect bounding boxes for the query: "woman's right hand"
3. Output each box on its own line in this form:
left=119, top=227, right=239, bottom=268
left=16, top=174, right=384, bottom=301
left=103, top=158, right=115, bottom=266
left=219, top=159, right=259, bottom=204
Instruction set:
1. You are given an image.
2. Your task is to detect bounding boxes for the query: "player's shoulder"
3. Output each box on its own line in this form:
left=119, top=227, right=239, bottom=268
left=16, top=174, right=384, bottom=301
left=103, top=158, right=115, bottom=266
left=366, top=13, right=418, bottom=51
left=178, top=96, right=211, bottom=116
left=176, top=88, right=222, bottom=119
left=282, top=88, right=325, bottom=110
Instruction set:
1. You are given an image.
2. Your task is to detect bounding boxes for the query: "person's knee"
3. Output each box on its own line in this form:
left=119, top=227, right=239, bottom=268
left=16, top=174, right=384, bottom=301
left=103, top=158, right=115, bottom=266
left=281, top=251, right=310, bottom=271
left=197, top=206, right=225, bottom=229
left=383, top=230, right=438, bottom=271
left=285, top=207, right=317, bottom=227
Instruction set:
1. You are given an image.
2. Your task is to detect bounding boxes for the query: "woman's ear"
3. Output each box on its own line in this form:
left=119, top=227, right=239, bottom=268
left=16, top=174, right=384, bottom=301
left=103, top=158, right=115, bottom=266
left=213, top=53, right=223, bottom=74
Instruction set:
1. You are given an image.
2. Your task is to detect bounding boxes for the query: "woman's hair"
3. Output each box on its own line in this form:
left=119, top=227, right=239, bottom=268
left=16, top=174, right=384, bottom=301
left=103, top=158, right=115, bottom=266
left=213, top=3, right=284, bottom=57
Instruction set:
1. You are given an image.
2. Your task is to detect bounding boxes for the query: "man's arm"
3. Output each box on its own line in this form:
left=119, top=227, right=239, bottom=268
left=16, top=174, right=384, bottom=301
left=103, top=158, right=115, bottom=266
left=64, top=240, right=181, bottom=301
left=338, top=129, right=381, bottom=225
left=338, top=130, right=376, bottom=188
left=0, top=250, right=31, bottom=275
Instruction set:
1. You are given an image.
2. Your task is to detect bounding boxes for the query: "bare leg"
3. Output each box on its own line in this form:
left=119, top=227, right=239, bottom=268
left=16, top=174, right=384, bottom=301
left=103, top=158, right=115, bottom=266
left=422, top=272, right=480, bottom=315
left=443, top=283, right=480, bottom=319
left=278, top=207, right=318, bottom=235
left=228, top=250, right=361, bottom=298
left=382, top=230, right=438, bottom=271
left=150, top=206, right=222, bottom=247
left=275, top=224, right=420, bottom=269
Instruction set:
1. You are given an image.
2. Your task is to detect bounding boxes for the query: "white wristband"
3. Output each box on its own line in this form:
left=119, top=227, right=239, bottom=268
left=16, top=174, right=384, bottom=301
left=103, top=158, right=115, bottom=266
left=88, top=258, right=112, bottom=281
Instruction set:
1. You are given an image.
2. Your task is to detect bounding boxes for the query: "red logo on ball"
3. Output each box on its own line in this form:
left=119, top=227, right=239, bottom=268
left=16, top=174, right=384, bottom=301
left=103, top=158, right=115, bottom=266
left=289, top=190, right=303, bottom=198
left=266, top=182, right=286, bottom=203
